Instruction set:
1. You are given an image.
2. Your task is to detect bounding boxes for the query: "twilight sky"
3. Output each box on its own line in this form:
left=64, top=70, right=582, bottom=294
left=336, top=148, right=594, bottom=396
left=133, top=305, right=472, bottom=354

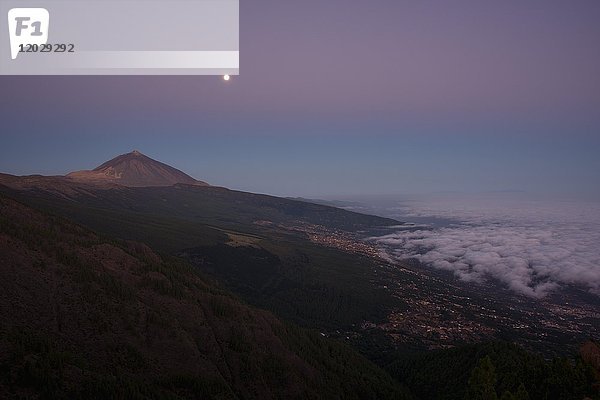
left=1, top=0, right=599, bottom=197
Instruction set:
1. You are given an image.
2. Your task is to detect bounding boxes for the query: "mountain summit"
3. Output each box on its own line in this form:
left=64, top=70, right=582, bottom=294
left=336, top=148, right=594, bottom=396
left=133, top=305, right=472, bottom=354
left=67, top=150, right=209, bottom=187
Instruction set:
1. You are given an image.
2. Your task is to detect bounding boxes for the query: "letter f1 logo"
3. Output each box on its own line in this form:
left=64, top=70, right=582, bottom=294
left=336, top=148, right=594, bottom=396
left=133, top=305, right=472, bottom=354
left=8, top=8, right=49, bottom=60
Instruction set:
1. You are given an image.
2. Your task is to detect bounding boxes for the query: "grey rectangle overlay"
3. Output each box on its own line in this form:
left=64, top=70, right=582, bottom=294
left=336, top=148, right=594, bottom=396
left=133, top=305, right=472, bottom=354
left=0, top=0, right=239, bottom=75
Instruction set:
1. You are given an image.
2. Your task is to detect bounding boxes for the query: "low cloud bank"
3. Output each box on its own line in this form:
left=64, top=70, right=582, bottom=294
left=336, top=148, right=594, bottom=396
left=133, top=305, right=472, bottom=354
left=370, top=196, right=600, bottom=298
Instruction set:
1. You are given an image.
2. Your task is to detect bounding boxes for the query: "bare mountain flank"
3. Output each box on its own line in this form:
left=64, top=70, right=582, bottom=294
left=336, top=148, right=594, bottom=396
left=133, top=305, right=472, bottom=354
left=67, top=150, right=209, bottom=187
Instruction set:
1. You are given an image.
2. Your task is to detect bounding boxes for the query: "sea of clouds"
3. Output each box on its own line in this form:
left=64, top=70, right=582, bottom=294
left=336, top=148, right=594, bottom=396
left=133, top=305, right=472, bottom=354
left=366, top=194, right=600, bottom=298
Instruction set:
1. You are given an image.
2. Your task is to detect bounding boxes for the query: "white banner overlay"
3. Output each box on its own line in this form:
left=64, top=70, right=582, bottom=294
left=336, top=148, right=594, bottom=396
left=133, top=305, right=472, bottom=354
left=1, top=0, right=239, bottom=75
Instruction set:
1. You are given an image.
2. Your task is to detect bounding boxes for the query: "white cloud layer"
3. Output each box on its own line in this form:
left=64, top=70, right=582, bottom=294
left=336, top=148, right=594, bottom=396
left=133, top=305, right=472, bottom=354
left=370, top=195, right=600, bottom=298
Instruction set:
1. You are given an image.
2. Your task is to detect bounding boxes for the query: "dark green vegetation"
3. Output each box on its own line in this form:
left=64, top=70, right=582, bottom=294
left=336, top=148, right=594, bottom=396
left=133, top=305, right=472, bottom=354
left=1, top=179, right=599, bottom=399
left=0, top=182, right=397, bottom=252
left=182, top=243, right=393, bottom=330
left=387, top=341, right=599, bottom=400
left=0, top=193, right=409, bottom=399
left=0, top=182, right=402, bottom=336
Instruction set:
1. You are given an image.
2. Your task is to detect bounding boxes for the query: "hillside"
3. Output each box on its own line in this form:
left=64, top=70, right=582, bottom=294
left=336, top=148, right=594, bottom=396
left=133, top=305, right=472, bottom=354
left=0, top=176, right=405, bottom=336
left=1, top=155, right=599, bottom=399
left=1, top=155, right=596, bottom=363
left=0, top=193, right=408, bottom=399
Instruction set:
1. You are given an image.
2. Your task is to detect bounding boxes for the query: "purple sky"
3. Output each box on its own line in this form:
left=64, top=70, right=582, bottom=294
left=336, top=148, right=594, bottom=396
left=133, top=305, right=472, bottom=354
left=1, top=0, right=599, bottom=196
